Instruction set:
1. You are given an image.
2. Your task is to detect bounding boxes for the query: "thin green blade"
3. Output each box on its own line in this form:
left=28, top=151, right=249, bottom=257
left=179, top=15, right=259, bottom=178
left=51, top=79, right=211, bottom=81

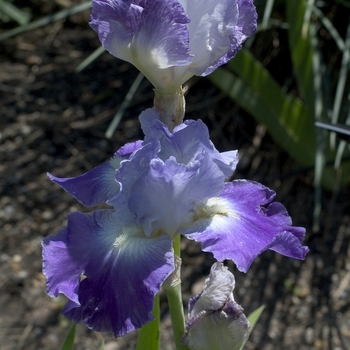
left=209, top=54, right=315, bottom=166
left=239, top=305, right=265, bottom=350
left=136, top=294, right=160, bottom=350
left=60, top=323, right=76, bottom=350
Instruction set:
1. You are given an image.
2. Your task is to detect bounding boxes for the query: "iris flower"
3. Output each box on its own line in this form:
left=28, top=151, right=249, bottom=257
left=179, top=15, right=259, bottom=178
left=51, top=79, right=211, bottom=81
left=90, top=0, right=257, bottom=94
left=43, top=109, right=308, bottom=336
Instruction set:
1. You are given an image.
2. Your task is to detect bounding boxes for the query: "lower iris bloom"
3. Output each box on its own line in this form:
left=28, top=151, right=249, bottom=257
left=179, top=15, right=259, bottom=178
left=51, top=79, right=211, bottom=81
left=42, top=110, right=308, bottom=336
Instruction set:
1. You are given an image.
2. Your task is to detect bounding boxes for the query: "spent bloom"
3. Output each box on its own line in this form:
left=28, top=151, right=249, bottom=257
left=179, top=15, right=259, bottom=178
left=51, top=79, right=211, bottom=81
left=43, top=109, right=309, bottom=336
left=90, top=0, right=257, bottom=94
left=183, top=262, right=250, bottom=350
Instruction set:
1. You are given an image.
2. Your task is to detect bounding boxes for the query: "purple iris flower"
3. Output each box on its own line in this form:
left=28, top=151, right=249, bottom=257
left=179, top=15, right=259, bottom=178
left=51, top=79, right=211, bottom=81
left=43, top=109, right=308, bottom=336
left=90, top=0, right=257, bottom=93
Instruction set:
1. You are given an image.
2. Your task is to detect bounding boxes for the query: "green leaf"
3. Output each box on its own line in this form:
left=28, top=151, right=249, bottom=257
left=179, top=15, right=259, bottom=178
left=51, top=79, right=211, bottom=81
left=60, top=323, right=76, bottom=350
left=286, top=1, right=316, bottom=119
left=247, top=305, right=265, bottom=329
left=0, top=1, right=91, bottom=41
left=0, top=0, right=31, bottom=25
left=75, top=46, right=105, bottom=73
left=209, top=49, right=315, bottom=166
left=136, top=294, right=160, bottom=350
left=239, top=305, right=265, bottom=350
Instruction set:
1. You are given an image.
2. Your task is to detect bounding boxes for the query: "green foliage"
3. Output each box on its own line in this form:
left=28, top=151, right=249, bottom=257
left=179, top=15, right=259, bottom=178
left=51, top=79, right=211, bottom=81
left=59, top=323, right=105, bottom=350
left=0, top=0, right=31, bottom=25
left=136, top=294, right=161, bottom=350
left=209, top=0, right=350, bottom=188
left=209, top=48, right=315, bottom=166
left=0, top=1, right=91, bottom=41
left=60, top=324, right=76, bottom=350
left=239, top=305, right=265, bottom=350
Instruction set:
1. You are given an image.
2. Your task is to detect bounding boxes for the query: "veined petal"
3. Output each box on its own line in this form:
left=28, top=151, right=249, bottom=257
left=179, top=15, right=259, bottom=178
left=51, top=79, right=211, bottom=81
left=182, top=180, right=309, bottom=272
left=48, top=156, right=121, bottom=207
left=202, top=0, right=258, bottom=76
left=42, top=227, right=82, bottom=306
left=140, top=108, right=238, bottom=177
left=109, top=141, right=160, bottom=207
left=90, top=0, right=257, bottom=92
left=90, top=0, right=192, bottom=91
left=115, top=140, right=143, bottom=157
left=42, top=207, right=174, bottom=337
left=177, top=0, right=257, bottom=77
left=129, top=152, right=224, bottom=237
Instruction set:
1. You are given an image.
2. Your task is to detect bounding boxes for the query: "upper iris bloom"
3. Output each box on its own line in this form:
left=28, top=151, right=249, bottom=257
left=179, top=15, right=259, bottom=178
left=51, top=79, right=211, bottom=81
left=90, top=0, right=257, bottom=94
left=43, top=109, right=308, bottom=337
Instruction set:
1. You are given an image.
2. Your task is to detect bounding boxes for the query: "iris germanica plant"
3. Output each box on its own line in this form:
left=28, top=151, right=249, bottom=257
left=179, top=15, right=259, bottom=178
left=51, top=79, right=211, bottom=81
left=42, top=0, right=309, bottom=347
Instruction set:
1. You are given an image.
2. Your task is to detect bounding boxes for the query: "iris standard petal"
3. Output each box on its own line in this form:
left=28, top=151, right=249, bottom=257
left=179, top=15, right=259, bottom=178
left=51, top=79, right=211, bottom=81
left=115, top=140, right=143, bottom=157
left=129, top=152, right=225, bottom=237
left=204, top=0, right=257, bottom=76
left=42, top=208, right=174, bottom=337
left=90, top=0, right=256, bottom=92
left=182, top=180, right=309, bottom=272
left=140, top=108, right=238, bottom=177
left=108, top=141, right=160, bottom=208
left=177, top=0, right=257, bottom=77
left=47, top=157, right=121, bottom=207
left=90, top=0, right=192, bottom=90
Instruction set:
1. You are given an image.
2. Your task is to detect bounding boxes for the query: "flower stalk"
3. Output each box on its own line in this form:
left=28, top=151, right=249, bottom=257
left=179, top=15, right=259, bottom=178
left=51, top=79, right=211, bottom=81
left=164, top=235, right=188, bottom=350
left=153, top=86, right=186, bottom=131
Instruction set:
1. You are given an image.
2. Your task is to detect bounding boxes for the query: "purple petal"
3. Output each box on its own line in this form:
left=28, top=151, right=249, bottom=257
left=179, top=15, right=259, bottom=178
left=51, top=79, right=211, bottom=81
left=176, top=0, right=257, bottom=77
left=140, top=108, right=238, bottom=177
left=109, top=141, right=160, bottom=207
left=42, top=227, right=81, bottom=306
left=42, top=207, right=174, bottom=337
left=115, top=140, right=143, bottom=158
left=90, top=0, right=192, bottom=90
left=182, top=180, right=309, bottom=272
left=48, top=157, right=120, bottom=207
left=200, top=0, right=258, bottom=76
left=129, top=152, right=225, bottom=237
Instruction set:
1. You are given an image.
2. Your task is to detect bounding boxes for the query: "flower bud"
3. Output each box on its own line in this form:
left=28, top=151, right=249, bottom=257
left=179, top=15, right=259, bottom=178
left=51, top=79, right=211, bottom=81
left=183, top=262, right=251, bottom=350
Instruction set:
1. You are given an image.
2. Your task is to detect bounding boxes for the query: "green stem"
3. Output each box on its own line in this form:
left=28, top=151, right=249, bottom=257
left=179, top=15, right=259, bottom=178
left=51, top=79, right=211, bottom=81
left=164, top=235, right=189, bottom=350
left=173, top=233, right=181, bottom=257
left=136, top=294, right=160, bottom=350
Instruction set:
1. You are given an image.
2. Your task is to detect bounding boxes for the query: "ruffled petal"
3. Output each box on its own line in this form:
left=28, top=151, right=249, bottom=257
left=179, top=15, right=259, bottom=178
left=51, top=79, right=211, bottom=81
left=115, top=140, right=143, bottom=157
left=140, top=108, right=238, bottom=177
left=42, top=227, right=82, bottom=306
left=182, top=180, right=309, bottom=272
left=90, top=0, right=192, bottom=90
left=109, top=141, right=160, bottom=207
left=48, top=157, right=120, bottom=207
left=90, top=0, right=257, bottom=91
left=177, top=0, right=257, bottom=77
left=129, top=152, right=224, bottom=237
left=42, top=207, right=174, bottom=337
left=201, top=0, right=258, bottom=76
